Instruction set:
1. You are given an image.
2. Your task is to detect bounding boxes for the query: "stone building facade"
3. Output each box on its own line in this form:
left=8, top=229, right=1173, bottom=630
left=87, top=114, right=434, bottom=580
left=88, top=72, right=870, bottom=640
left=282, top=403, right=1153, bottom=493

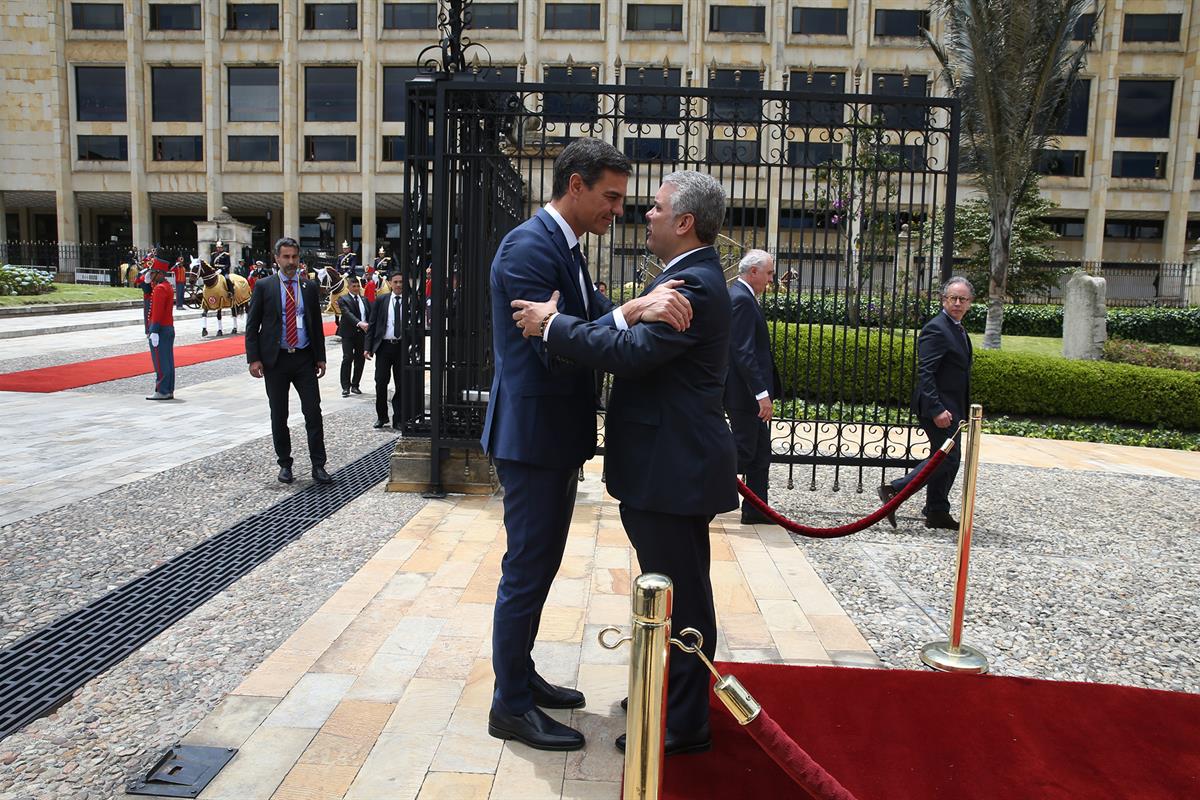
left=1, top=0, right=1198, bottom=264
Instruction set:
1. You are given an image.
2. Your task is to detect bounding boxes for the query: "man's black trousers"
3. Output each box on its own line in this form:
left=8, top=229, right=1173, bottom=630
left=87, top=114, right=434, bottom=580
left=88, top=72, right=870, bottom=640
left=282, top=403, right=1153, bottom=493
left=263, top=348, right=326, bottom=469
left=340, top=330, right=365, bottom=391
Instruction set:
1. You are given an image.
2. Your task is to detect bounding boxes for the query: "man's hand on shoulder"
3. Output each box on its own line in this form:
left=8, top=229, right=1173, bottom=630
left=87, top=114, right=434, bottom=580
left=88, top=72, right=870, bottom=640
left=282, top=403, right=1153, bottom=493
left=511, top=290, right=560, bottom=339
left=621, top=279, right=692, bottom=332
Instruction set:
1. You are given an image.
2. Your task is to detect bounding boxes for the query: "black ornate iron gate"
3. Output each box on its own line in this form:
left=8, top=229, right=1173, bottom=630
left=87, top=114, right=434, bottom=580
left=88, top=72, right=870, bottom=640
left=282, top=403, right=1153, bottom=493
left=401, top=68, right=959, bottom=493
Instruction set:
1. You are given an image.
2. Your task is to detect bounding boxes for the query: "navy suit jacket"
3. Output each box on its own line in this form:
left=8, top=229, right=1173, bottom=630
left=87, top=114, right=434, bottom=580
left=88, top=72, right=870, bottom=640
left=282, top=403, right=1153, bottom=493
left=481, top=208, right=612, bottom=470
left=723, top=279, right=780, bottom=412
left=912, top=310, right=973, bottom=421
left=245, top=273, right=325, bottom=369
left=545, top=247, right=738, bottom=516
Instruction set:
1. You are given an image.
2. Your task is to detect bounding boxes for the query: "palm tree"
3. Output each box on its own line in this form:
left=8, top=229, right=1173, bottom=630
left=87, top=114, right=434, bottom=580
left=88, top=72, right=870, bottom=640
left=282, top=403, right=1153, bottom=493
left=925, top=0, right=1098, bottom=348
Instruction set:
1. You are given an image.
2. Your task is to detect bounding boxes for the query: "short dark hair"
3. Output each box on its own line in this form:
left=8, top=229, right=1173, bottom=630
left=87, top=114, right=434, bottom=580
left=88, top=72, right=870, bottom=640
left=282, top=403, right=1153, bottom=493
left=551, top=138, right=631, bottom=199
left=274, top=236, right=300, bottom=256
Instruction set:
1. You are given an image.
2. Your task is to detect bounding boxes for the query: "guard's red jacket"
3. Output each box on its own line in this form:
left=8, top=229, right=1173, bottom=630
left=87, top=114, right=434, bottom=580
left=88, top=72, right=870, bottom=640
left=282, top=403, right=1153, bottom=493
left=148, top=281, right=174, bottom=331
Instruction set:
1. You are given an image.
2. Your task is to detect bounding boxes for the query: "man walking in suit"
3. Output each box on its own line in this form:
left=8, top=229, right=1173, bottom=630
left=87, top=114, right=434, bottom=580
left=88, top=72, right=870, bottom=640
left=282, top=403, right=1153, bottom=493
left=725, top=249, right=779, bottom=525
left=512, top=170, right=738, bottom=756
left=337, top=276, right=370, bottom=397
left=482, top=139, right=691, bottom=752
left=366, top=272, right=418, bottom=431
left=245, top=237, right=333, bottom=486
left=879, top=276, right=975, bottom=530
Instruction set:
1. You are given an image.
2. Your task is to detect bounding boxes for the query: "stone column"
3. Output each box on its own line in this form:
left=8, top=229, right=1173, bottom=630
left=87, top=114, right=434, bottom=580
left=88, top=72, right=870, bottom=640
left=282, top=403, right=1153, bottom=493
left=282, top=0, right=300, bottom=238
left=203, top=0, right=223, bottom=219
left=1082, top=1, right=1124, bottom=262
left=125, top=0, right=151, bottom=249
left=360, top=0, right=377, bottom=263
left=50, top=1, right=78, bottom=271
left=1164, top=10, right=1200, bottom=262
left=1062, top=272, right=1107, bottom=360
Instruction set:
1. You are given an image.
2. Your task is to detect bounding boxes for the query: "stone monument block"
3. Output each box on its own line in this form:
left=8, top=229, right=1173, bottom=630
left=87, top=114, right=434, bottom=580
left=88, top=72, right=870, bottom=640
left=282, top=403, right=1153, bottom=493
left=1062, top=272, right=1107, bottom=360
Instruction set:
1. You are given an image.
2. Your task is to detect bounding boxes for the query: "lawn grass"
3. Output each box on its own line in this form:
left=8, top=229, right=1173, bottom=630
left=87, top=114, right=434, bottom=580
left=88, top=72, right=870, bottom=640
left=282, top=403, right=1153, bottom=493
left=969, top=332, right=1200, bottom=360
left=0, top=283, right=143, bottom=307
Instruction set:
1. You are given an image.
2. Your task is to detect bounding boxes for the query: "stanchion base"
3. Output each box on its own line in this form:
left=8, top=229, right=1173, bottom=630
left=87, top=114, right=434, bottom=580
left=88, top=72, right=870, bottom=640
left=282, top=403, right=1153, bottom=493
left=920, top=641, right=989, bottom=674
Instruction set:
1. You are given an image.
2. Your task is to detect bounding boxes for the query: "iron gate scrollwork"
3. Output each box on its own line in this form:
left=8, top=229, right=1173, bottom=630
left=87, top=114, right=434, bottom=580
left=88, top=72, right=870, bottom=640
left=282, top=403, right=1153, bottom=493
left=404, top=69, right=959, bottom=493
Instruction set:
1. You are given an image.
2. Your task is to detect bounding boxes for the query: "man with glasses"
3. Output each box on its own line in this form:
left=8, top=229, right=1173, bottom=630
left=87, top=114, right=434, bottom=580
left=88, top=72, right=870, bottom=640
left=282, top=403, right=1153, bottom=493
left=879, top=277, right=975, bottom=530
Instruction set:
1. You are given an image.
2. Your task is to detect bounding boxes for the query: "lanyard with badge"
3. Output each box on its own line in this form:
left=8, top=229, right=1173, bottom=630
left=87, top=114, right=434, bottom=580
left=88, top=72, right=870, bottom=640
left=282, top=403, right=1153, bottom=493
left=284, top=279, right=305, bottom=331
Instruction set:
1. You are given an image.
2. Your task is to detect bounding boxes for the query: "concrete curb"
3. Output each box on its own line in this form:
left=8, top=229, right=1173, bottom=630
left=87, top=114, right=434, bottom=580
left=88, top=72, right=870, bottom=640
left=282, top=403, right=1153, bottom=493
left=0, top=309, right=206, bottom=340
left=0, top=300, right=145, bottom=318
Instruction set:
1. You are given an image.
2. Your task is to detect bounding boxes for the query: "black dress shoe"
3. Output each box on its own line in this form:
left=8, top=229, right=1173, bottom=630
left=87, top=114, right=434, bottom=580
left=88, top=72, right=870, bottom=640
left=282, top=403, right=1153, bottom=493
left=391, top=421, right=403, bottom=431
left=924, top=511, right=960, bottom=530
left=312, top=466, right=334, bottom=485
left=373, top=418, right=390, bottom=429
left=341, top=389, right=350, bottom=397
left=350, top=386, right=362, bottom=394
left=487, top=706, right=585, bottom=751
left=878, top=485, right=898, bottom=529
left=620, top=696, right=627, bottom=712
left=616, top=724, right=711, bottom=756
left=529, top=673, right=585, bottom=709
left=740, top=510, right=773, bottom=525
left=277, top=466, right=294, bottom=484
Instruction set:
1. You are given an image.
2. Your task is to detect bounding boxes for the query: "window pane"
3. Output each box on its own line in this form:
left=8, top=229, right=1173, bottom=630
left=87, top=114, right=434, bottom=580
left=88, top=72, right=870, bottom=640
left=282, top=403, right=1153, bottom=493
left=78, top=134, right=127, bottom=160
left=470, top=3, right=518, bottom=29
left=1115, top=80, right=1173, bottom=137
left=710, top=6, right=765, bottom=33
left=305, top=135, right=356, bottom=161
left=792, top=7, right=847, bottom=35
left=545, top=3, right=600, bottom=29
left=1035, top=149, right=1086, bottom=177
left=788, top=71, right=846, bottom=126
left=228, top=134, right=279, bottom=160
left=305, top=66, right=357, bottom=121
left=543, top=66, right=598, bottom=121
left=149, top=4, right=200, bottom=30
left=1111, top=151, right=1166, bottom=179
left=708, top=139, right=757, bottom=165
left=72, top=3, right=124, bottom=30
left=1056, top=79, right=1090, bottom=136
left=709, top=68, right=762, bottom=122
left=304, top=3, right=357, bottom=30
left=786, top=141, right=842, bottom=166
left=874, top=9, right=929, bottom=37
left=76, top=66, right=126, bottom=121
left=1042, top=217, right=1085, bottom=238
left=228, top=66, right=279, bottom=122
left=228, top=3, right=279, bottom=30
left=1123, top=13, right=1181, bottom=42
left=872, top=73, right=928, bottom=130
left=1104, top=219, right=1163, bottom=239
left=627, top=4, right=682, bottom=31
left=1072, top=13, right=1095, bottom=40
left=382, top=66, right=422, bottom=121
left=153, top=135, right=203, bottom=161
left=623, top=137, right=680, bottom=161
left=152, top=67, right=202, bottom=122
left=382, top=135, right=406, bottom=161
left=886, top=144, right=928, bottom=170
left=625, top=66, right=682, bottom=123
left=382, top=3, right=437, bottom=28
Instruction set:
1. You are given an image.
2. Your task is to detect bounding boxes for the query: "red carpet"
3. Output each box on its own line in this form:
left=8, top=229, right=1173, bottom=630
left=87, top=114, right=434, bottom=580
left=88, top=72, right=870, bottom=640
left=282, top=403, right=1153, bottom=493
left=660, top=663, right=1200, bottom=800
left=0, top=322, right=337, bottom=393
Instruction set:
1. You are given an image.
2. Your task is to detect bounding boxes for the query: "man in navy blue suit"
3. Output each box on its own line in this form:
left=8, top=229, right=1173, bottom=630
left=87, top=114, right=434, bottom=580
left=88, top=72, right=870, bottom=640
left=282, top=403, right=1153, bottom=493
left=880, top=276, right=975, bottom=530
left=724, top=249, right=781, bottom=524
left=483, top=139, right=692, bottom=751
left=513, top=171, right=738, bottom=756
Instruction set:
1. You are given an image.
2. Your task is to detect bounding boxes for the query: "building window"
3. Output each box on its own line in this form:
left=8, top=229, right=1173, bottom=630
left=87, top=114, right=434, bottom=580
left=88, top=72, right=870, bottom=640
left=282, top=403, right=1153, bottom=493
left=545, top=3, right=600, bottom=29
left=874, top=9, right=929, bottom=37
left=78, top=134, right=127, bottom=161
left=149, top=4, right=200, bottom=30
left=72, top=3, right=124, bottom=30
left=544, top=66, right=599, bottom=122
left=1072, top=13, right=1095, bottom=40
left=151, top=67, right=202, bottom=122
left=788, top=71, right=846, bottom=127
left=304, top=3, right=357, bottom=30
left=1104, top=219, right=1164, bottom=239
left=153, top=135, right=203, bottom=161
left=1195, top=154, right=1200, bottom=181
left=791, top=7, right=847, bottom=35
left=1035, top=149, right=1085, bottom=177
left=708, top=139, right=758, bottom=165
left=872, top=73, right=928, bottom=130
left=1115, top=80, right=1173, bottom=138
left=885, top=144, right=928, bottom=170
left=382, top=3, right=436, bottom=28
left=227, top=3, right=279, bottom=30
left=710, top=5, right=765, bottom=33
left=623, top=137, right=680, bottom=161
left=1111, top=151, right=1166, bottom=179
left=305, top=135, right=357, bottom=161
left=786, top=141, right=842, bottom=167
left=305, top=66, right=357, bottom=121
left=627, top=4, right=682, bottom=31
left=382, top=135, right=406, bottom=161
left=709, top=68, right=763, bottom=122
left=228, top=134, right=279, bottom=160
left=75, top=66, right=126, bottom=121
left=1056, top=79, right=1090, bottom=136
left=625, top=66, right=682, bottom=123
left=471, top=3, right=519, bottom=29
left=382, top=66, right=422, bottom=121
left=228, top=66, right=279, bottom=122
left=1043, top=217, right=1085, bottom=238
left=1123, top=14, right=1181, bottom=43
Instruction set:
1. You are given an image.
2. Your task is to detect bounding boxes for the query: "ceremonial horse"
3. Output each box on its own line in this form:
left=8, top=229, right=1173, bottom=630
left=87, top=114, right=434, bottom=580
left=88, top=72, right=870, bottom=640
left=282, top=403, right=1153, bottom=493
left=193, top=258, right=251, bottom=336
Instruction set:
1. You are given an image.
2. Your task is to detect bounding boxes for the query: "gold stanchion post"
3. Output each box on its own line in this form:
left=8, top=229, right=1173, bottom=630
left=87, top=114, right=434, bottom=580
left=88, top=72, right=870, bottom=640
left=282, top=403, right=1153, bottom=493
left=920, top=403, right=990, bottom=674
left=623, top=573, right=672, bottom=800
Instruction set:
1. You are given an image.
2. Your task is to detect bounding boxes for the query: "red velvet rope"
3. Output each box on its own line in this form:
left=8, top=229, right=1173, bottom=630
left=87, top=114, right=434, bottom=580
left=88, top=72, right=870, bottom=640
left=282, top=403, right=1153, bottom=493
left=743, top=708, right=859, bottom=800
left=736, top=447, right=950, bottom=538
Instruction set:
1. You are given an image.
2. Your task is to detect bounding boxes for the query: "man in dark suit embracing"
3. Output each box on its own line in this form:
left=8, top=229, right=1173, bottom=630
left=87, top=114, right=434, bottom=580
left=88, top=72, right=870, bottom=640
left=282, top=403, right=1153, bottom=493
left=513, top=170, right=738, bottom=756
left=879, top=276, right=975, bottom=530
left=483, top=139, right=692, bottom=751
left=245, top=236, right=332, bottom=486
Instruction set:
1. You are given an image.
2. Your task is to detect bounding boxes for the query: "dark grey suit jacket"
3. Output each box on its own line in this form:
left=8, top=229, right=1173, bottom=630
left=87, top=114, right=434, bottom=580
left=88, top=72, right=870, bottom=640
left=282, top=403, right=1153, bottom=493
left=912, top=310, right=972, bottom=421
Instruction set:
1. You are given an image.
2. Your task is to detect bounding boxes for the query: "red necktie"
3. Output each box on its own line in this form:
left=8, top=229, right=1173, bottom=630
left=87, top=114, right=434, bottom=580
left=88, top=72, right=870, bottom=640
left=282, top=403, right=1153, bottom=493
left=285, top=280, right=298, bottom=348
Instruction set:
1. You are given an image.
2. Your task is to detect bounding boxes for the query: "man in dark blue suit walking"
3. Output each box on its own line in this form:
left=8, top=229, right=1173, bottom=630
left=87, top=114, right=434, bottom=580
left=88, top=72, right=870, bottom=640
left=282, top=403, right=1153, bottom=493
left=880, top=276, right=975, bottom=529
left=513, top=171, right=738, bottom=756
left=482, top=140, right=692, bottom=751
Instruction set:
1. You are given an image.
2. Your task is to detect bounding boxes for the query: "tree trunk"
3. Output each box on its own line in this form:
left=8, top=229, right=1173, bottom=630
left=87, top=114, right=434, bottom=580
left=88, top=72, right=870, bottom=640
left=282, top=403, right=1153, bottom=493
left=983, top=204, right=1014, bottom=350
left=845, top=234, right=860, bottom=328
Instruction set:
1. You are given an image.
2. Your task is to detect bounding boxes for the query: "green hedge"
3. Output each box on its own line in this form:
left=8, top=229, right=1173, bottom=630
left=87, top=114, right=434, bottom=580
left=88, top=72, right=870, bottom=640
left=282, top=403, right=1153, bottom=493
left=772, top=323, right=1200, bottom=430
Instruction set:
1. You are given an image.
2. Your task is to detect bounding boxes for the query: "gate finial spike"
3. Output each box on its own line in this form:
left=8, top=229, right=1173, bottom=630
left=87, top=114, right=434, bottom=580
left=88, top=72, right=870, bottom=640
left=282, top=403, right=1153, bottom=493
left=708, top=58, right=717, bottom=79
left=613, top=54, right=622, bottom=71
left=470, top=52, right=481, bottom=74
left=518, top=52, right=527, bottom=80
left=565, top=54, right=574, bottom=76
left=662, top=55, right=671, bottom=77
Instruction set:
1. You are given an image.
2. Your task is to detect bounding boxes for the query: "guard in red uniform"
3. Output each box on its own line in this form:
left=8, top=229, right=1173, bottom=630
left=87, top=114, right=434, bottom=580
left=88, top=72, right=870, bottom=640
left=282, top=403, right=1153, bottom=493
left=146, top=258, right=176, bottom=400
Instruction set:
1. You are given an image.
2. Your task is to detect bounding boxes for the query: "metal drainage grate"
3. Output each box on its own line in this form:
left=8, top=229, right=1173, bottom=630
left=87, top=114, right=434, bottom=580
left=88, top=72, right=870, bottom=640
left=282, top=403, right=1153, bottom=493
left=0, top=438, right=398, bottom=742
